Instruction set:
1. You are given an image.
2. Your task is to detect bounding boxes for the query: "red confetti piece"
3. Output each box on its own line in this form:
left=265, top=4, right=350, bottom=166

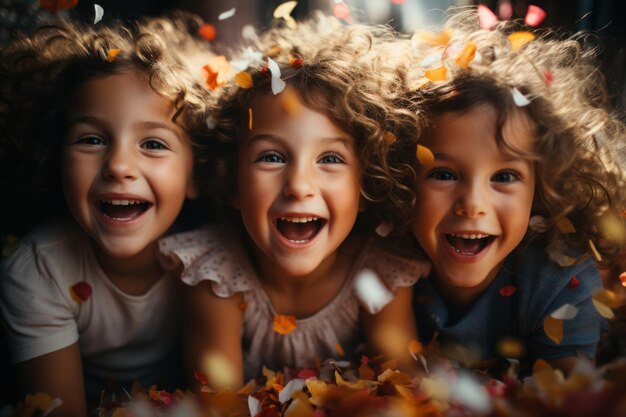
left=194, top=371, right=208, bottom=385
left=499, top=285, right=517, bottom=297
left=333, top=2, right=350, bottom=20
left=296, top=369, right=317, bottom=379
left=198, top=23, right=217, bottom=41
left=69, top=281, right=92, bottom=304
left=39, top=0, right=77, bottom=12
left=524, top=5, right=546, bottom=27
left=569, top=276, right=580, bottom=289
left=289, top=56, right=304, bottom=68
left=477, top=4, right=498, bottom=30
left=149, top=389, right=175, bottom=406
left=544, top=69, right=553, bottom=86
left=392, top=0, right=406, bottom=4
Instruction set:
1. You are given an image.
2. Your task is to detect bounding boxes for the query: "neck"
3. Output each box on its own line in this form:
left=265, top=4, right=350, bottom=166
left=433, top=264, right=503, bottom=312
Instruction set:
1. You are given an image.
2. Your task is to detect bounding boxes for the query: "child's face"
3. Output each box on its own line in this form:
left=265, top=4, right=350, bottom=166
left=61, top=71, right=196, bottom=260
left=236, top=92, right=361, bottom=277
left=412, top=104, right=535, bottom=299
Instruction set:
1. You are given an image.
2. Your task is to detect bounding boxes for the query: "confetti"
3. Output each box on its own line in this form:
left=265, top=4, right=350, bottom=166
left=592, top=288, right=617, bottom=319
left=205, top=115, right=216, bottom=130
left=106, top=48, right=121, bottom=62
left=39, top=0, right=77, bottom=12
left=524, top=5, right=546, bottom=27
left=281, top=87, right=301, bottom=116
left=335, top=342, right=345, bottom=357
left=496, top=337, right=525, bottom=358
left=230, top=47, right=264, bottom=72
left=415, top=30, right=451, bottom=46
left=333, top=2, right=351, bottom=21
left=198, top=23, right=217, bottom=41
left=543, top=316, right=563, bottom=344
left=248, top=395, right=261, bottom=417
left=477, top=4, right=498, bottom=30
left=69, top=281, right=92, bottom=303
left=274, top=1, right=298, bottom=28
left=278, top=379, right=306, bottom=403
left=416, top=144, right=435, bottom=165
left=508, top=31, right=536, bottom=51
left=354, top=268, right=393, bottom=314
left=218, top=7, right=236, bottom=21
left=569, top=276, right=580, bottom=288
left=511, top=88, right=531, bottom=107
left=234, top=71, right=253, bottom=89
left=21, top=393, right=63, bottom=417
left=274, top=314, right=297, bottom=334
left=544, top=69, right=554, bottom=86
left=203, top=55, right=231, bottom=91
left=589, top=239, right=602, bottom=262
left=550, top=303, right=579, bottom=320
left=424, top=67, right=447, bottom=81
left=289, top=56, right=304, bottom=68
left=499, top=285, right=516, bottom=296
left=202, top=351, right=238, bottom=390
left=620, top=272, right=626, bottom=287
left=408, top=340, right=422, bottom=354
left=453, top=373, right=492, bottom=414
left=94, top=4, right=104, bottom=24
left=555, top=215, right=576, bottom=233
left=267, top=57, right=286, bottom=95
left=455, top=42, right=477, bottom=69
left=384, top=131, right=397, bottom=145
left=248, top=107, right=253, bottom=130
left=375, top=222, right=393, bottom=238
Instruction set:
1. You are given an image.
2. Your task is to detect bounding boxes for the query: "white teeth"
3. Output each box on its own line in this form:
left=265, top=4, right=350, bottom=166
left=280, top=217, right=319, bottom=223
left=288, top=239, right=308, bottom=243
left=451, top=233, right=489, bottom=239
left=103, top=199, right=144, bottom=206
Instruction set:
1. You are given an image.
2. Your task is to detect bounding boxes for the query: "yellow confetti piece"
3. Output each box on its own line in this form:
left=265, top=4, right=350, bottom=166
left=598, top=211, right=626, bottom=245
left=496, top=337, right=525, bottom=358
left=555, top=215, right=576, bottom=234
left=273, top=314, right=297, bottom=334
left=415, top=30, right=452, bottom=46
left=273, top=1, right=297, bottom=28
left=384, top=131, right=397, bottom=146
left=543, top=315, right=563, bottom=344
left=508, top=31, right=536, bottom=51
left=234, top=71, right=253, bottom=89
left=589, top=239, right=602, bottom=262
left=532, top=359, right=564, bottom=392
left=424, top=66, right=447, bottom=81
left=106, top=48, right=121, bottom=62
left=201, top=351, right=238, bottom=390
left=335, top=370, right=344, bottom=384
left=335, top=342, right=345, bottom=357
left=248, top=107, right=253, bottom=131
left=281, top=87, right=301, bottom=116
left=416, top=144, right=435, bottom=165
left=454, top=42, right=476, bottom=69
left=409, top=77, right=431, bottom=90
left=592, top=288, right=617, bottom=319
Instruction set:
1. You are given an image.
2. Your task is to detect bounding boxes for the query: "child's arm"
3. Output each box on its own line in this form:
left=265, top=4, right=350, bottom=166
left=184, top=281, right=245, bottom=390
left=362, top=286, right=417, bottom=370
left=14, top=343, right=88, bottom=417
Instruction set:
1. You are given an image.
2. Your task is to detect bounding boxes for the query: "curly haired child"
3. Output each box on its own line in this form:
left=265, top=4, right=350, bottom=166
left=389, top=11, right=626, bottom=374
left=0, top=12, right=213, bottom=414
left=159, top=14, right=430, bottom=389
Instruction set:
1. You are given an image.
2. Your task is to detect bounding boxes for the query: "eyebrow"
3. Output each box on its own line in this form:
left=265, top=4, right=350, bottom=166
left=246, top=133, right=354, bottom=150
left=433, top=151, right=530, bottom=164
left=67, top=116, right=183, bottom=139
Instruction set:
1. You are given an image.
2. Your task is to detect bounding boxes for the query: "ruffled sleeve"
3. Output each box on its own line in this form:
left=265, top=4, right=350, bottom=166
left=159, top=224, right=256, bottom=298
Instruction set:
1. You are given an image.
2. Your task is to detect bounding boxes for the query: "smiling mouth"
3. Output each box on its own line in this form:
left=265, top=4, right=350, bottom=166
left=99, top=199, right=151, bottom=221
left=444, top=233, right=495, bottom=256
left=276, top=217, right=326, bottom=243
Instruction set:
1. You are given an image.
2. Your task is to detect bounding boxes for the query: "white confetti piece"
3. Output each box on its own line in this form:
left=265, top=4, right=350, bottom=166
left=267, top=57, right=286, bottom=95
left=278, top=378, right=306, bottom=403
left=512, top=87, right=531, bottom=106
left=248, top=395, right=260, bottom=417
left=231, top=47, right=264, bottom=72
left=550, top=303, right=579, bottom=320
left=94, top=4, right=104, bottom=24
left=218, top=7, right=236, bottom=21
left=354, top=268, right=393, bottom=314
left=205, top=116, right=216, bottom=130
left=453, top=373, right=492, bottom=413
left=375, top=222, right=393, bottom=237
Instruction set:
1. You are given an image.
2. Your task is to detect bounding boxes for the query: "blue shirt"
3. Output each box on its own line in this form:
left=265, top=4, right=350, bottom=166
left=413, top=243, right=604, bottom=365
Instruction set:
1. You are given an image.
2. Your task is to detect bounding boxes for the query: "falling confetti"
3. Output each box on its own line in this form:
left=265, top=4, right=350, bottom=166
left=592, top=288, right=617, bottom=319
left=416, top=144, right=435, bottom=165
left=384, top=131, right=397, bottom=145
left=354, top=269, right=393, bottom=314
left=274, top=314, right=297, bottom=334
left=198, top=24, right=217, bottom=41
left=511, top=88, right=531, bottom=106
left=248, top=107, right=253, bottom=130
left=524, top=5, right=546, bottom=27
left=544, top=69, right=554, bottom=86
left=543, top=316, right=563, bottom=344
left=477, top=4, right=498, bottom=30
left=289, top=56, right=304, bottom=68
left=274, top=1, right=298, bottom=28
left=499, top=285, right=517, bottom=296
left=375, top=222, right=393, bottom=238
left=203, top=55, right=231, bottom=91
left=496, top=337, right=525, bottom=358
left=202, top=351, right=238, bottom=390
left=569, top=276, right=580, bottom=288
left=455, top=42, right=477, bottom=68
left=550, top=303, right=579, bottom=320
left=424, top=67, right=447, bottom=81
left=335, top=342, right=345, bottom=356
left=415, top=30, right=451, bottom=46
left=69, top=281, right=92, bottom=304
left=218, top=7, right=236, bottom=21
left=267, top=57, right=286, bottom=95
left=234, top=71, right=253, bottom=89
left=280, top=87, right=301, bottom=116
left=333, top=2, right=351, bottom=21
left=508, top=31, right=536, bottom=51
left=205, top=115, right=216, bottom=130
left=39, top=0, right=77, bottom=12
left=589, top=239, right=602, bottom=262
left=106, top=48, right=121, bottom=62
left=93, top=4, right=104, bottom=24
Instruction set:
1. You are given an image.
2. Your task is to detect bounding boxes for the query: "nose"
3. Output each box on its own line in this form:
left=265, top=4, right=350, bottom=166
left=454, top=182, right=487, bottom=219
left=283, top=162, right=316, bottom=200
left=102, top=145, right=138, bottom=181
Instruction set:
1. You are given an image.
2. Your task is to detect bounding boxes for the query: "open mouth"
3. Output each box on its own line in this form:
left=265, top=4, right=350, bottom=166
left=99, top=199, right=151, bottom=221
left=275, top=217, right=326, bottom=244
left=444, top=233, right=495, bottom=256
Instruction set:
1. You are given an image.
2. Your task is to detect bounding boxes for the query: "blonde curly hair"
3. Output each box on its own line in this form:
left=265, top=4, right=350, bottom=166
left=0, top=12, right=213, bottom=235
left=203, top=13, right=416, bottom=229
left=392, top=9, right=626, bottom=266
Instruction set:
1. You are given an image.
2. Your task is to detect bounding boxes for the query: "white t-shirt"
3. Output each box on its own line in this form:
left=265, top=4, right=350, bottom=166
left=0, top=218, right=183, bottom=398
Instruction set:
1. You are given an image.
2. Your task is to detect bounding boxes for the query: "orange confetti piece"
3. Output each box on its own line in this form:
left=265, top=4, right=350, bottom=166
left=496, top=337, right=525, bottom=358
left=508, top=31, right=536, bottom=51
left=238, top=301, right=248, bottom=311
left=543, top=316, right=563, bottom=344
left=454, top=42, right=476, bottom=69
left=289, top=56, right=304, bottom=68
left=272, top=383, right=284, bottom=393
left=416, top=144, right=435, bottom=165
left=69, top=281, right=92, bottom=304
left=384, top=131, right=397, bottom=146
left=592, top=288, right=617, bottom=319
left=408, top=340, right=422, bottom=354
left=234, top=71, right=253, bottom=89
left=22, top=393, right=60, bottom=417
left=416, top=30, right=451, bottom=46
left=39, top=0, right=77, bottom=12
left=555, top=215, right=576, bottom=234
left=358, top=363, right=375, bottom=379
left=424, top=66, right=447, bottom=81
left=620, top=272, right=626, bottom=287
left=198, top=23, right=217, bottom=41
left=106, top=48, right=121, bottom=62
left=273, top=314, right=297, bottom=334
left=335, top=342, right=345, bottom=357
left=203, top=55, right=231, bottom=91
left=280, top=87, right=301, bottom=116
left=248, top=107, right=253, bottom=130
left=335, top=370, right=344, bottom=384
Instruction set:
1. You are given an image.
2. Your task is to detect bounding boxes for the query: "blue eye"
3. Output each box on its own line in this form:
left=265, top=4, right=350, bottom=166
left=77, top=135, right=105, bottom=146
left=318, top=153, right=344, bottom=164
left=256, top=151, right=284, bottom=163
left=142, top=139, right=168, bottom=150
left=428, top=169, right=456, bottom=181
left=492, top=171, right=518, bottom=183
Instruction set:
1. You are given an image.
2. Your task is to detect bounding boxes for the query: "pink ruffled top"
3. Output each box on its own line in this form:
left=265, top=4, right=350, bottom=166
left=159, top=224, right=430, bottom=380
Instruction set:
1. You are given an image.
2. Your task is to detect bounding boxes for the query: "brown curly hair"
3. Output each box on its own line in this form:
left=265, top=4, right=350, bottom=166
left=0, top=12, right=214, bottom=235
left=203, top=13, right=416, bottom=231
left=393, top=9, right=626, bottom=267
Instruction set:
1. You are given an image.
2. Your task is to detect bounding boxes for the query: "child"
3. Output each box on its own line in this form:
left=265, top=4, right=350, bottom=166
left=392, top=13, right=626, bottom=374
left=0, top=13, right=212, bottom=414
left=159, top=15, right=430, bottom=389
